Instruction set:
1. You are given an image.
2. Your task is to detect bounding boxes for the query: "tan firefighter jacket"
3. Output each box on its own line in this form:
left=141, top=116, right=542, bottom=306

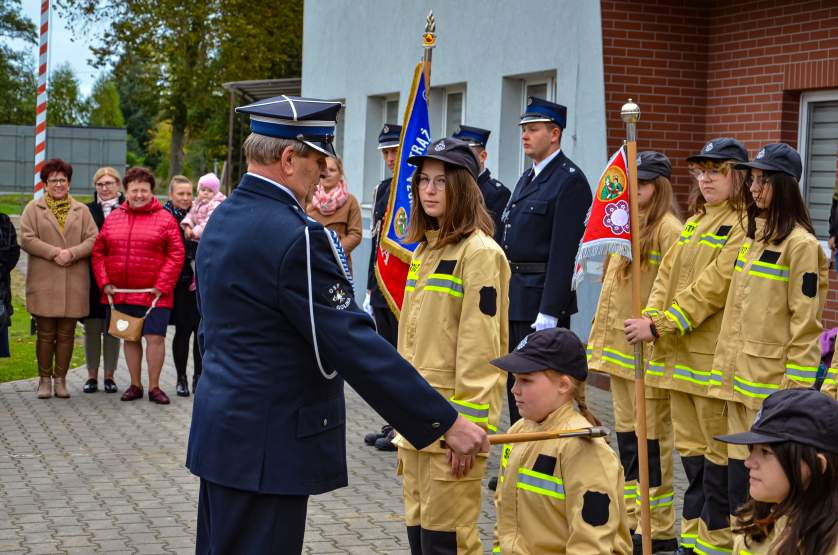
left=710, top=221, right=828, bottom=409
left=588, top=212, right=682, bottom=380
left=493, top=402, right=632, bottom=554
left=733, top=517, right=838, bottom=555
left=642, top=201, right=746, bottom=398
left=394, top=228, right=509, bottom=454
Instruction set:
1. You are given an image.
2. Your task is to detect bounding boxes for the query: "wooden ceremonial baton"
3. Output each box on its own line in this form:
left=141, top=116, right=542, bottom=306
left=622, top=99, right=652, bottom=555
left=440, top=426, right=610, bottom=450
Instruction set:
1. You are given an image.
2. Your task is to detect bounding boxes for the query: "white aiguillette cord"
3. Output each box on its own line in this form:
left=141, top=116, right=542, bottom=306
left=107, top=288, right=160, bottom=318
left=305, top=227, right=337, bottom=380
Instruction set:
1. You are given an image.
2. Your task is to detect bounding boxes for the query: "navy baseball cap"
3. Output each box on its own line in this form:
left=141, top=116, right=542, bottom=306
left=407, top=137, right=480, bottom=181
left=377, top=124, right=402, bottom=150
left=453, top=125, right=491, bottom=148
left=716, top=388, right=838, bottom=454
left=236, top=95, right=341, bottom=157
left=490, top=328, right=588, bottom=381
left=637, top=151, right=672, bottom=181
left=519, top=97, right=568, bottom=129
left=686, top=137, right=748, bottom=164
left=736, top=143, right=802, bottom=180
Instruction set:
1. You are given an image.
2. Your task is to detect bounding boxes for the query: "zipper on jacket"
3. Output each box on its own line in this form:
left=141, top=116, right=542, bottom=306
left=123, top=210, right=135, bottom=289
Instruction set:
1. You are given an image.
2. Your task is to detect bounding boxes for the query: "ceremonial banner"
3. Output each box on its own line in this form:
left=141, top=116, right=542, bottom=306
left=375, top=63, right=432, bottom=315
left=571, top=146, right=631, bottom=289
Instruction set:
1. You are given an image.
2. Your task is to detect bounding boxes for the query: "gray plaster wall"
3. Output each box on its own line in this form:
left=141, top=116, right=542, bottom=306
left=302, top=1, right=608, bottom=339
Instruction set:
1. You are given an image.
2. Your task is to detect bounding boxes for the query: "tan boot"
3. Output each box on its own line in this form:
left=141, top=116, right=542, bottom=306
left=36, top=377, right=52, bottom=399
left=53, top=377, right=70, bottom=399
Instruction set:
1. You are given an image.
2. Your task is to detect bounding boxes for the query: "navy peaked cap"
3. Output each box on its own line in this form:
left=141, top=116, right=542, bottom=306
left=736, top=143, right=802, bottom=180
left=519, top=97, right=567, bottom=129
left=236, top=95, right=341, bottom=157
left=453, top=125, right=491, bottom=148
left=378, top=124, right=402, bottom=150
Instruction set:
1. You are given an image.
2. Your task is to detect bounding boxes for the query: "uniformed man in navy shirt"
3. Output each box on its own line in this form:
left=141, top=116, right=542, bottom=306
left=453, top=124, right=511, bottom=243
left=500, top=97, right=592, bottom=424
left=186, top=97, right=487, bottom=554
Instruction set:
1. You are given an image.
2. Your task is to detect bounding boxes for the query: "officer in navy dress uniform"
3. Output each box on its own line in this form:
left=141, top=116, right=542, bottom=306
left=186, top=97, right=487, bottom=554
left=453, top=125, right=511, bottom=243
left=501, top=97, right=592, bottom=424
left=363, top=123, right=401, bottom=347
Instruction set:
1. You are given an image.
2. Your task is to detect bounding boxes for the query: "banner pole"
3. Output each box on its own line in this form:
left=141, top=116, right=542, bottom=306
left=33, top=0, right=50, bottom=199
left=622, top=99, right=651, bottom=555
left=422, top=11, right=436, bottom=92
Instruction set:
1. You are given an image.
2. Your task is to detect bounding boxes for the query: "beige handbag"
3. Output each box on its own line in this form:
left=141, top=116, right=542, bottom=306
left=107, top=288, right=160, bottom=342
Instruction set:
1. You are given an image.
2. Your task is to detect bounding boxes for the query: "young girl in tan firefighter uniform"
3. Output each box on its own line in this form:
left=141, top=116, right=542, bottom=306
left=587, top=151, right=681, bottom=553
left=490, top=327, right=632, bottom=554
left=710, top=143, right=829, bottom=528
left=624, top=138, right=750, bottom=555
left=394, top=137, right=509, bottom=555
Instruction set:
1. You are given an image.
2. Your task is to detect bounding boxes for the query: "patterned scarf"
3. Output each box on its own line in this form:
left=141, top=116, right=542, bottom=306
left=99, top=196, right=120, bottom=218
left=311, top=180, right=349, bottom=216
left=45, top=194, right=72, bottom=232
left=164, top=200, right=188, bottom=223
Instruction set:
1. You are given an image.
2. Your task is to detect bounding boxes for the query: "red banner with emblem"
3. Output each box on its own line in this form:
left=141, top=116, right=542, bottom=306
left=571, top=146, right=632, bottom=290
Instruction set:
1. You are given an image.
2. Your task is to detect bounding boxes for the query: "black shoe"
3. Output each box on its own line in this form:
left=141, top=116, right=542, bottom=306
left=633, top=535, right=680, bottom=554
left=176, top=376, right=190, bottom=397
left=83, top=379, right=98, bottom=393
left=487, top=476, right=498, bottom=491
left=374, top=429, right=397, bottom=452
left=364, top=424, right=392, bottom=446
left=103, top=379, right=118, bottom=393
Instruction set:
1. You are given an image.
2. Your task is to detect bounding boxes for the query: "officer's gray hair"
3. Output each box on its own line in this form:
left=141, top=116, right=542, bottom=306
left=243, top=133, right=312, bottom=165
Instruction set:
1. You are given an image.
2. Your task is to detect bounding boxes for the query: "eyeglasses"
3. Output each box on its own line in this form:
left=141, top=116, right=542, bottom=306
left=688, top=168, right=724, bottom=180
left=417, top=175, right=447, bottom=191
left=95, top=180, right=118, bottom=188
left=47, top=178, right=68, bottom=185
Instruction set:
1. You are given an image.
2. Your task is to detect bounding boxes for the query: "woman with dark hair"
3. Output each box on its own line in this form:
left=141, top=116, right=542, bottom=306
left=20, top=157, right=99, bottom=399
left=393, top=137, right=509, bottom=554
left=624, top=138, right=750, bottom=554
left=82, top=166, right=124, bottom=393
left=716, top=388, right=838, bottom=555
left=711, top=143, right=829, bottom=527
left=0, top=212, right=20, bottom=358
left=92, top=167, right=184, bottom=404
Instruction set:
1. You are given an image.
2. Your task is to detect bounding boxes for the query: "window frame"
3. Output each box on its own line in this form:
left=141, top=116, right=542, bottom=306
left=798, top=89, right=838, bottom=241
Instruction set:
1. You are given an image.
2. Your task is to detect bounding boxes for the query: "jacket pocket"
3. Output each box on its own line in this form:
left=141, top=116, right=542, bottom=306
left=685, top=330, right=717, bottom=355
left=430, top=451, right=487, bottom=482
left=523, top=200, right=548, bottom=216
left=742, top=339, right=784, bottom=360
left=422, top=368, right=456, bottom=392
left=296, top=397, right=345, bottom=438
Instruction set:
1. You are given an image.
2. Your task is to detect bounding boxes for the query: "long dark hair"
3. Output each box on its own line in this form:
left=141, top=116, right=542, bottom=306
left=733, top=442, right=838, bottom=555
left=746, top=171, right=815, bottom=244
left=405, top=161, right=494, bottom=249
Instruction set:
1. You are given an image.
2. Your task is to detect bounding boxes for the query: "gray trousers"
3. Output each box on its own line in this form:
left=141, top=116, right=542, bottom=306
left=82, top=318, right=120, bottom=372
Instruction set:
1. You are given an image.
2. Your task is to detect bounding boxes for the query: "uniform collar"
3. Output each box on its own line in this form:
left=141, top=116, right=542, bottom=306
left=527, top=400, right=576, bottom=430
left=703, top=200, right=731, bottom=214
left=531, top=148, right=562, bottom=178
left=424, top=229, right=440, bottom=245
left=246, top=171, right=303, bottom=209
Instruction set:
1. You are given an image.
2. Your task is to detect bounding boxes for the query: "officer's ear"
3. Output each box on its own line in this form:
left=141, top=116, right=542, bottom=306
left=550, top=124, right=562, bottom=145
left=280, top=145, right=296, bottom=172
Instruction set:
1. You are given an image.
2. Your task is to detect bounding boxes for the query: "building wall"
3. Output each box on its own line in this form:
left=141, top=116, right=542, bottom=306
left=602, top=0, right=838, bottom=327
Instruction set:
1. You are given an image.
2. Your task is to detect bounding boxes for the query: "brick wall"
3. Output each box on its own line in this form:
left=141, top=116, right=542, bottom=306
left=601, top=0, right=838, bottom=327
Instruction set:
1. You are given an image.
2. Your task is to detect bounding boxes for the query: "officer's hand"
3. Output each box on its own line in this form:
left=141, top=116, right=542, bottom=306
left=624, top=317, right=654, bottom=344
left=363, top=291, right=374, bottom=317
left=443, top=415, right=489, bottom=457
left=447, top=449, right=475, bottom=479
left=530, top=312, right=558, bottom=331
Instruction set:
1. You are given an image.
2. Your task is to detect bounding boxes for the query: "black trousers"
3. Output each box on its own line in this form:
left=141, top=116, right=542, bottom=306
left=196, top=479, right=308, bottom=555
left=373, top=306, right=399, bottom=348
left=507, top=318, right=570, bottom=425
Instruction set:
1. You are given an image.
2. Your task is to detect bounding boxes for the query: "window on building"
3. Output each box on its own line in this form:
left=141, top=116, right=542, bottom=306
left=362, top=94, right=400, bottom=204
left=800, top=92, right=838, bottom=240
left=382, top=95, right=400, bottom=181
left=443, top=87, right=465, bottom=136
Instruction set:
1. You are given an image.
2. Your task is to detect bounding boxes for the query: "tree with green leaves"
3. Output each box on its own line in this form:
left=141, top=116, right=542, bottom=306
left=47, top=62, right=87, bottom=126
left=0, top=0, right=36, bottom=124
left=87, top=74, right=125, bottom=127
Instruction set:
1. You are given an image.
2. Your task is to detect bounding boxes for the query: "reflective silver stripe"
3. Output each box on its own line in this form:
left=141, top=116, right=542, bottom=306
left=405, top=279, right=417, bottom=288
left=665, top=304, right=691, bottom=334
left=425, top=277, right=465, bottom=295
left=733, top=376, right=779, bottom=399
left=602, top=347, right=635, bottom=369
left=516, top=468, right=565, bottom=499
left=694, top=538, right=733, bottom=555
left=785, top=364, right=818, bottom=383
left=673, top=365, right=722, bottom=386
left=734, top=258, right=745, bottom=271
left=698, top=233, right=728, bottom=248
left=649, top=250, right=662, bottom=265
left=749, top=262, right=790, bottom=281
left=646, top=361, right=665, bottom=377
left=450, top=400, right=489, bottom=421
left=635, top=490, right=675, bottom=509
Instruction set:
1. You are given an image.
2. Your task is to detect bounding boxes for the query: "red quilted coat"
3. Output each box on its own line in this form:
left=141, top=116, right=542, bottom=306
left=92, top=197, right=185, bottom=309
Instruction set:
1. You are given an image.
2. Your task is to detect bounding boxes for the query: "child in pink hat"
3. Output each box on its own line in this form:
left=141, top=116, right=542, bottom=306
left=182, top=173, right=226, bottom=241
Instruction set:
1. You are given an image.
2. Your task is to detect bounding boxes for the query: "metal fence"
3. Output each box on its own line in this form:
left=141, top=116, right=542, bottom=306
left=0, top=125, right=127, bottom=195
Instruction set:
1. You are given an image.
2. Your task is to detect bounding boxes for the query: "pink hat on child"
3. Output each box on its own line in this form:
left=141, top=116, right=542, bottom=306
left=198, top=173, right=221, bottom=193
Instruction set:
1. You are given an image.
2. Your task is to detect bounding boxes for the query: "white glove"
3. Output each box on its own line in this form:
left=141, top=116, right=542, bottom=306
left=531, top=312, right=559, bottom=331
left=363, top=291, right=374, bottom=317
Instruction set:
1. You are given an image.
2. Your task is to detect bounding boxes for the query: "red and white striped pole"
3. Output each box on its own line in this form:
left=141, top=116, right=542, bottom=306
left=33, top=0, right=50, bottom=199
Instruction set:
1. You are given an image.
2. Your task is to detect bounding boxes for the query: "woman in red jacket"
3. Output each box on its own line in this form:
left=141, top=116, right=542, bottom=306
left=92, top=167, right=185, bottom=404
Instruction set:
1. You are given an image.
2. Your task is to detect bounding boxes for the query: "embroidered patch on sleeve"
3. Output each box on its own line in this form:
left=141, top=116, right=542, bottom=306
left=802, top=272, right=817, bottom=298
left=582, top=491, right=610, bottom=526
left=479, top=286, right=497, bottom=316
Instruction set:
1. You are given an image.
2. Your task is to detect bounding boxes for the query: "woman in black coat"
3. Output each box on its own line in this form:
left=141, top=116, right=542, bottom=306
left=82, top=167, right=124, bottom=393
left=0, top=212, right=21, bottom=358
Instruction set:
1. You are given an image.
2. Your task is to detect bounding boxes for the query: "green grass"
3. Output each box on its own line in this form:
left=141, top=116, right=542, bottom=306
left=0, top=273, right=85, bottom=383
left=0, top=193, right=94, bottom=215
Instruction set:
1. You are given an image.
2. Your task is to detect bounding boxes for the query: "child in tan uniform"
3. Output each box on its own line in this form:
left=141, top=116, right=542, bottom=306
left=491, top=328, right=631, bottom=554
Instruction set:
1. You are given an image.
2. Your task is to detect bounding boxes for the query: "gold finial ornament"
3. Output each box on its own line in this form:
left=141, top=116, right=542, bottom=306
left=620, top=98, right=641, bottom=124
left=423, top=10, right=436, bottom=48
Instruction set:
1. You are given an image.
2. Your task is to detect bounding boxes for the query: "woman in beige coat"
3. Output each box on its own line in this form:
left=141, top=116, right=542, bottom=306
left=20, top=158, right=98, bottom=399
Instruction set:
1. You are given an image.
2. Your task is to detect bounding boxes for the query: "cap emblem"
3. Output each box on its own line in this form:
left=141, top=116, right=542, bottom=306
left=434, top=141, right=446, bottom=152
left=636, top=156, right=642, bottom=166
left=527, top=97, right=533, bottom=106
left=756, top=148, right=765, bottom=159
left=515, top=335, right=529, bottom=351
left=754, top=406, right=764, bottom=425
left=704, top=142, right=714, bottom=152
left=383, top=125, right=389, bottom=133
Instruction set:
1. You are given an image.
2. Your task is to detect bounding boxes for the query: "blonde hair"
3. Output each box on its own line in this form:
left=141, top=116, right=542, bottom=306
left=92, top=166, right=121, bottom=188
left=688, top=159, right=750, bottom=215
left=168, top=175, right=192, bottom=194
left=544, top=370, right=601, bottom=427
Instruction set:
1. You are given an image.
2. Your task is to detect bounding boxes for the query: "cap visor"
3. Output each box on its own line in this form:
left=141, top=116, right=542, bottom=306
left=686, top=153, right=734, bottom=163
left=377, top=142, right=399, bottom=151
left=519, top=117, right=554, bottom=125
left=490, top=352, right=548, bottom=374
left=714, top=430, right=785, bottom=445
left=303, top=140, right=336, bottom=157
left=636, top=169, right=662, bottom=181
left=735, top=160, right=780, bottom=172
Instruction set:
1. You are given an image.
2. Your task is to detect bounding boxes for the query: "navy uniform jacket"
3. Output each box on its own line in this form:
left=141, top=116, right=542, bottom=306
left=501, top=151, right=592, bottom=323
left=367, top=178, right=392, bottom=308
left=186, top=173, right=457, bottom=496
left=477, top=169, right=511, bottom=243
